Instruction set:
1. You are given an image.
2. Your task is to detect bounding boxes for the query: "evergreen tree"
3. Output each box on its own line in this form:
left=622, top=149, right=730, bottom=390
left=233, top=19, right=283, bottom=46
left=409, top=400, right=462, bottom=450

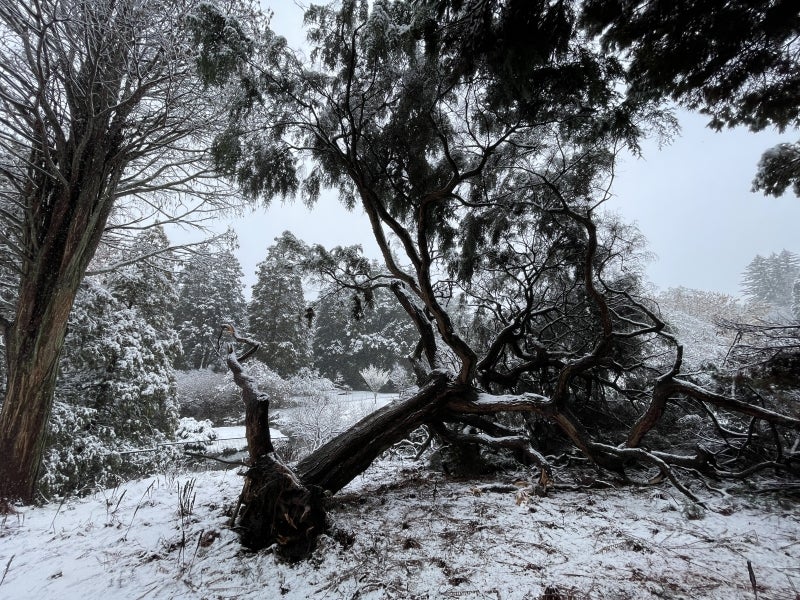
left=40, top=229, right=181, bottom=497
left=0, top=0, right=235, bottom=503
left=186, top=1, right=800, bottom=556
left=581, top=0, right=800, bottom=197
left=793, top=281, right=800, bottom=320
left=248, top=232, right=311, bottom=377
left=742, top=250, right=800, bottom=311
left=313, top=287, right=418, bottom=388
left=175, top=240, right=247, bottom=371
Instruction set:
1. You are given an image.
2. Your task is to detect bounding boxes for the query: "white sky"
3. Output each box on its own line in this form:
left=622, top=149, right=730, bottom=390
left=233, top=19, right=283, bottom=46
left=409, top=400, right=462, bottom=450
left=610, top=111, right=800, bottom=296
left=174, top=2, right=800, bottom=299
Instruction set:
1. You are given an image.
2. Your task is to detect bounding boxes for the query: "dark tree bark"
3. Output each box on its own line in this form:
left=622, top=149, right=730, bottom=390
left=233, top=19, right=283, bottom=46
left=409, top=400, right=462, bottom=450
left=0, top=170, right=117, bottom=502
left=222, top=324, right=464, bottom=556
left=0, top=0, right=227, bottom=503
left=220, top=326, right=326, bottom=558
left=296, top=374, right=453, bottom=493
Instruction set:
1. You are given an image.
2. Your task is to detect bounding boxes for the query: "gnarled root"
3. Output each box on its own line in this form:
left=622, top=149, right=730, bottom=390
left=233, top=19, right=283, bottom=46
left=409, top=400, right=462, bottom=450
left=237, top=453, right=326, bottom=561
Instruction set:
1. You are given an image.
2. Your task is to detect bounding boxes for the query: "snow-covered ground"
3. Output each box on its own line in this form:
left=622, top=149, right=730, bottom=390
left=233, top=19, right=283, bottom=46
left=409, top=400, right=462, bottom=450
left=1, top=459, right=798, bottom=599
left=204, top=391, right=398, bottom=454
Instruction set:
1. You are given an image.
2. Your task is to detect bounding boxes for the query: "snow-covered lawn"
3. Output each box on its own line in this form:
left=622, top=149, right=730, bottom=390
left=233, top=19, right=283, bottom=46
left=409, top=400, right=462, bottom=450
left=1, top=459, right=798, bottom=599
left=204, top=391, right=398, bottom=454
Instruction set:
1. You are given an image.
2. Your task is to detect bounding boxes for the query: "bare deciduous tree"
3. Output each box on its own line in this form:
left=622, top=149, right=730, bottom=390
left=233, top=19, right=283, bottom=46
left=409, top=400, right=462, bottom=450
left=0, top=0, right=237, bottom=502
left=360, top=364, right=391, bottom=403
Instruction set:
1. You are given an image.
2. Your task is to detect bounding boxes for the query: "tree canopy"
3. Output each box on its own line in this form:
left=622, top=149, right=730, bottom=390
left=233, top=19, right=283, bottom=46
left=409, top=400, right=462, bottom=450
left=0, top=0, right=239, bottom=502
left=248, top=232, right=312, bottom=376
left=174, top=237, right=248, bottom=371
left=580, top=0, right=800, bottom=197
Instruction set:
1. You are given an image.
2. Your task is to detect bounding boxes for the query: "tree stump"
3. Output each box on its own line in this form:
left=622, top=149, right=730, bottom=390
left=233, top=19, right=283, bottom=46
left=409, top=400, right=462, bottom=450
left=237, top=453, right=326, bottom=559
left=220, top=325, right=326, bottom=558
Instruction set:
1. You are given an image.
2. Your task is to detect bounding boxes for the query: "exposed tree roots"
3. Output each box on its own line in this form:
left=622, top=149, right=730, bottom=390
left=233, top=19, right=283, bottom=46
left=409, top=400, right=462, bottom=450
left=237, top=453, right=326, bottom=559
left=220, top=323, right=799, bottom=560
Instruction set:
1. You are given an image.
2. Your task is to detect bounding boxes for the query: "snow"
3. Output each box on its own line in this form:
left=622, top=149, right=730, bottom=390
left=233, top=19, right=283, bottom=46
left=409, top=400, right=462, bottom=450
left=1, top=459, right=798, bottom=599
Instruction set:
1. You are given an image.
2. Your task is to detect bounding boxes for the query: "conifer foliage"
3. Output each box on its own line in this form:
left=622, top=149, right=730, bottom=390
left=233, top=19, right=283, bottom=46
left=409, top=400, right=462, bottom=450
left=41, top=229, right=181, bottom=498
left=312, top=287, right=417, bottom=387
left=581, top=0, right=800, bottom=197
left=248, top=232, right=312, bottom=377
left=741, top=249, right=800, bottom=314
left=174, top=238, right=247, bottom=371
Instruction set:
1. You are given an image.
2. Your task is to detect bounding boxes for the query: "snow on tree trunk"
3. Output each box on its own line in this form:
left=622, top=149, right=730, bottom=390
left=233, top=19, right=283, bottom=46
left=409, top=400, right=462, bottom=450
left=221, top=326, right=325, bottom=558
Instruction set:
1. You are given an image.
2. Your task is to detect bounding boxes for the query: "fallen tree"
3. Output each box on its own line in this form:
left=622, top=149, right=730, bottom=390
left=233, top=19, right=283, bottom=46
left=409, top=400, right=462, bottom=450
left=199, top=0, right=800, bottom=558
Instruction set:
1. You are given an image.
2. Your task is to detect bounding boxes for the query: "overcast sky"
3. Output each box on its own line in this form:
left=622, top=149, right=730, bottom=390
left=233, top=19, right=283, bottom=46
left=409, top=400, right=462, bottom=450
left=177, top=3, right=800, bottom=299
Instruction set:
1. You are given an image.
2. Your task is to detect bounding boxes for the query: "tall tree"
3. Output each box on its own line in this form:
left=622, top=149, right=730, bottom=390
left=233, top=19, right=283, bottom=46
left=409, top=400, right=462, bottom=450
left=197, top=0, right=800, bottom=555
left=248, top=231, right=311, bottom=377
left=174, top=236, right=247, bottom=371
left=580, top=0, right=800, bottom=197
left=741, top=250, right=800, bottom=313
left=0, top=0, right=233, bottom=502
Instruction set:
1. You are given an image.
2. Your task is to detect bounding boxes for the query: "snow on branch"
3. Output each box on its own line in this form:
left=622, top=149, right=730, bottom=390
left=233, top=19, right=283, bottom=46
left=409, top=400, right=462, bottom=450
left=447, top=392, right=554, bottom=414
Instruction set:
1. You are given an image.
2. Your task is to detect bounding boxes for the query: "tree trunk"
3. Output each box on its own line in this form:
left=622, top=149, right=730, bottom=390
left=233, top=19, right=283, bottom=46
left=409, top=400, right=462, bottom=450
left=0, top=172, right=116, bottom=502
left=224, top=323, right=455, bottom=558
left=296, top=374, right=451, bottom=493
left=221, top=331, right=326, bottom=557
left=238, top=374, right=452, bottom=557
left=0, top=274, right=83, bottom=502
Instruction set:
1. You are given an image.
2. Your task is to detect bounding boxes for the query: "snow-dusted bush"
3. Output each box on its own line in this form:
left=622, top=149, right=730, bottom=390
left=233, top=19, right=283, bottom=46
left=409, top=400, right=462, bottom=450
left=176, top=369, right=240, bottom=423
left=657, top=287, right=752, bottom=371
left=39, top=401, right=179, bottom=500
left=389, top=363, right=415, bottom=397
left=175, top=417, right=218, bottom=452
left=179, top=360, right=296, bottom=422
left=359, top=364, right=390, bottom=402
left=40, top=229, right=182, bottom=498
left=287, top=367, right=335, bottom=401
left=277, top=394, right=347, bottom=457
left=273, top=369, right=350, bottom=459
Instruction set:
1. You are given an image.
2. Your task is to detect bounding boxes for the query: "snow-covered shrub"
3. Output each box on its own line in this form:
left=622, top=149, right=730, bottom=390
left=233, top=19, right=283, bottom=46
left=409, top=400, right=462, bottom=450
left=40, top=229, right=182, bottom=498
left=359, top=364, right=391, bottom=402
left=389, top=363, right=415, bottom=397
left=276, top=395, right=354, bottom=460
left=274, top=370, right=345, bottom=458
left=178, top=361, right=295, bottom=425
left=175, top=417, right=218, bottom=452
left=39, top=401, right=179, bottom=500
left=288, top=368, right=335, bottom=401
left=176, top=369, right=240, bottom=423
left=247, top=360, right=294, bottom=407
